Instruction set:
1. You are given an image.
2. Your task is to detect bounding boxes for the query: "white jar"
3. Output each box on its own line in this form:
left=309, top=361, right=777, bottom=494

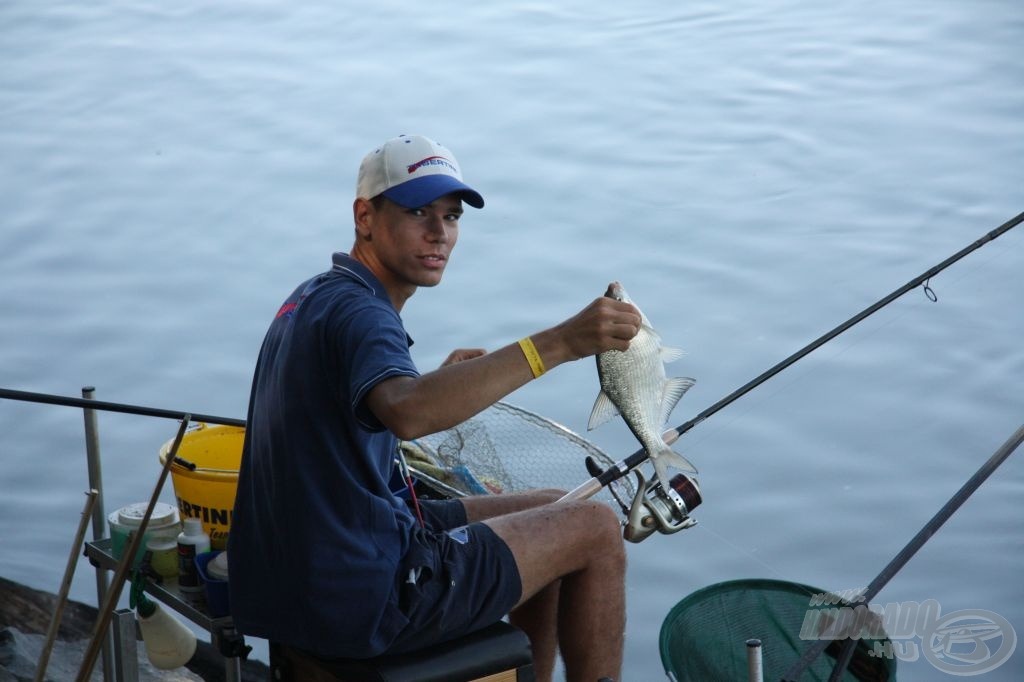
left=176, top=517, right=211, bottom=592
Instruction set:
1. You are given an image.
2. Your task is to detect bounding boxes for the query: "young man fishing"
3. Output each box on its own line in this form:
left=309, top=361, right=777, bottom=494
left=229, top=134, right=639, bottom=682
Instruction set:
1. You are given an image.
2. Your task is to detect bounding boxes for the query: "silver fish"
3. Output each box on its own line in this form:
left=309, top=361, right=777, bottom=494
left=588, top=283, right=697, bottom=489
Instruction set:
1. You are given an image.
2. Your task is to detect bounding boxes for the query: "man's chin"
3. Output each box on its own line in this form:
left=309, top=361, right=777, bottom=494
left=415, top=271, right=446, bottom=288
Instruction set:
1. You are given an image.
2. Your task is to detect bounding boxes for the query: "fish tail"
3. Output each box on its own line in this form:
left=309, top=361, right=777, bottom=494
left=650, top=444, right=698, bottom=489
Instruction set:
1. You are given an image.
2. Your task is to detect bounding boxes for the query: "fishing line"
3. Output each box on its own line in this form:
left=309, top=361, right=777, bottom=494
left=685, top=280, right=941, bottom=452
left=694, top=522, right=791, bottom=581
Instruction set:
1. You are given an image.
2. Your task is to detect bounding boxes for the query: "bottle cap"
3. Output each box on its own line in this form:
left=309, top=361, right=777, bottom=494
left=183, top=517, right=205, bottom=535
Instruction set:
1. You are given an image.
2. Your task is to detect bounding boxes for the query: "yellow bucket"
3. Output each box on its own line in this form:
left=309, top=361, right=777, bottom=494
left=158, top=423, right=244, bottom=550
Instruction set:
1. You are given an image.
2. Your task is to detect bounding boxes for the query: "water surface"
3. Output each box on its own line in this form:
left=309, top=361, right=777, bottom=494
left=2, top=1, right=1022, bottom=679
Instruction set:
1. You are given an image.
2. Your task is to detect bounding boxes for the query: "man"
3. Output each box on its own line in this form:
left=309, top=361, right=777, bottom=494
left=229, top=134, right=639, bottom=682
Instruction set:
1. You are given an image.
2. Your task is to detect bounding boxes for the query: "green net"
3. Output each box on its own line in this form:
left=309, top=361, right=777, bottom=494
left=660, top=579, right=897, bottom=681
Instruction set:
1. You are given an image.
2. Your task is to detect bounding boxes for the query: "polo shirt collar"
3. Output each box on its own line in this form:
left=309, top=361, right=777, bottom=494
left=329, top=253, right=414, bottom=346
left=330, top=252, right=392, bottom=307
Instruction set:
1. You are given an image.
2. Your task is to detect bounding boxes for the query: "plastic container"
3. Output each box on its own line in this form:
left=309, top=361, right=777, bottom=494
left=136, top=600, right=197, bottom=669
left=177, top=517, right=211, bottom=593
left=158, top=423, right=244, bottom=550
left=195, top=551, right=230, bottom=617
left=108, top=502, right=181, bottom=566
left=146, top=537, right=179, bottom=579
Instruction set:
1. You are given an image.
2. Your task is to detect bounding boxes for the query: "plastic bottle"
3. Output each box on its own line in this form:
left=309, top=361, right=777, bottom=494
left=176, top=518, right=211, bottom=594
left=136, top=596, right=197, bottom=669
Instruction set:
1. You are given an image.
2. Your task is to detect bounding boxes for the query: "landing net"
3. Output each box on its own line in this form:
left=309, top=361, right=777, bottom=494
left=401, top=401, right=633, bottom=505
left=660, top=579, right=897, bottom=681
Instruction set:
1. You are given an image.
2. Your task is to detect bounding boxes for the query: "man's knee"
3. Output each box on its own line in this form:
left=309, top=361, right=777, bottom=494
left=565, top=500, right=625, bottom=560
left=592, top=502, right=626, bottom=557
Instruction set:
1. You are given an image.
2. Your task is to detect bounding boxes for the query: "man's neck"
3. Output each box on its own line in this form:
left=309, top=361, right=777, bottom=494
left=349, top=245, right=415, bottom=312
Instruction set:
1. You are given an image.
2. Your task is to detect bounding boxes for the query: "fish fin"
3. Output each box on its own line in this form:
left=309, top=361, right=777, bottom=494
left=659, top=377, right=696, bottom=427
left=587, top=391, right=620, bottom=431
left=651, top=447, right=699, bottom=489
left=660, top=346, right=686, bottom=363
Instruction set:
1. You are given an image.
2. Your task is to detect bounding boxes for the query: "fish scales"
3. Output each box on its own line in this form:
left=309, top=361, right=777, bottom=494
left=588, top=283, right=697, bottom=489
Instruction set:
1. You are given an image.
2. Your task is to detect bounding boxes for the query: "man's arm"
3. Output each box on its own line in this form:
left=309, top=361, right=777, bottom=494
left=365, top=290, right=640, bottom=440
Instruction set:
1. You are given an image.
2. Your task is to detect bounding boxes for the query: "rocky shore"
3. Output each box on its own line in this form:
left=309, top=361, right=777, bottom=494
left=0, top=576, right=268, bottom=681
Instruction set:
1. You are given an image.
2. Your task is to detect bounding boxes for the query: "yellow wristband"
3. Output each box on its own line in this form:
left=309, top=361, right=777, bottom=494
left=517, top=337, right=546, bottom=379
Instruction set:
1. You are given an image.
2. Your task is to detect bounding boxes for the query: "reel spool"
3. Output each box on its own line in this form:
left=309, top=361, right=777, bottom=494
left=589, top=456, right=703, bottom=543
left=622, top=470, right=702, bottom=543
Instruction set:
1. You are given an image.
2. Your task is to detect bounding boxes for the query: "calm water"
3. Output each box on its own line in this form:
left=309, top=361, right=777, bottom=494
left=2, top=1, right=1022, bottom=679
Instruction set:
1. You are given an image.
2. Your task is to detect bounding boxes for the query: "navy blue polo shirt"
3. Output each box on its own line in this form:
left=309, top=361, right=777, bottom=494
left=229, top=253, right=422, bottom=658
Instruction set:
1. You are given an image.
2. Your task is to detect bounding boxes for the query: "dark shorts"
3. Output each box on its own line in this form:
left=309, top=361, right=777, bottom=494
left=386, top=499, right=522, bottom=654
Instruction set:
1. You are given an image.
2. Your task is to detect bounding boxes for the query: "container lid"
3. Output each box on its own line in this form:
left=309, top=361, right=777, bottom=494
left=208, top=551, right=229, bottom=580
left=115, top=502, right=179, bottom=528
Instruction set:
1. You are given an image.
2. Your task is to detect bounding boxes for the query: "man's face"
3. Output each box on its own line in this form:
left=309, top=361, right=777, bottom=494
left=363, top=193, right=463, bottom=291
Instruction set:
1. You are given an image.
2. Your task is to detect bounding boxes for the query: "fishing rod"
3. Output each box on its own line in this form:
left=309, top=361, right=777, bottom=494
left=564, top=209, right=1024, bottom=506
left=783, top=420, right=1024, bottom=682
left=4, top=211, right=1021, bottom=501
left=0, top=386, right=245, bottom=427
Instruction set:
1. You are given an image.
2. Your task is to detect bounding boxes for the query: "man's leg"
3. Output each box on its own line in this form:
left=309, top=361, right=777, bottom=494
left=482, top=499, right=626, bottom=682
left=461, top=491, right=564, bottom=678
left=460, top=489, right=566, bottom=520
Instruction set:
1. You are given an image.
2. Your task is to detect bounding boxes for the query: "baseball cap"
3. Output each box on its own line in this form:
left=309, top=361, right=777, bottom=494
left=356, top=135, right=484, bottom=209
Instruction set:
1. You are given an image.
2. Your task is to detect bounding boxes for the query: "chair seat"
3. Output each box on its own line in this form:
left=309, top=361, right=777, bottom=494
left=270, top=621, right=535, bottom=682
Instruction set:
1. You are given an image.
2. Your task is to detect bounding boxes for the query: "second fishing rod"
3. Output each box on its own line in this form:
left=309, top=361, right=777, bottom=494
left=563, top=209, right=1024, bottom=504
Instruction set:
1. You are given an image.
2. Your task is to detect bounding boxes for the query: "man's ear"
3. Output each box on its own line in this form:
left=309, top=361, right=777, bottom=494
left=353, top=197, right=374, bottom=242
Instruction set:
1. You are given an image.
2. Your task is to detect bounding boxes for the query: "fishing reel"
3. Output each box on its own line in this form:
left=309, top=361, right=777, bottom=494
left=587, top=457, right=703, bottom=543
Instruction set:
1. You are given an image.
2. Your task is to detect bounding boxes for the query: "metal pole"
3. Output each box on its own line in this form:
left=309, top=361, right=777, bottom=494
left=34, top=490, right=98, bottom=682
left=746, top=639, right=763, bottom=682
left=82, top=387, right=114, bottom=682
left=111, top=609, right=140, bottom=682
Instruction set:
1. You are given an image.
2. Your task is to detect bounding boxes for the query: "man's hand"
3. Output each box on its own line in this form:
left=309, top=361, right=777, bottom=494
left=535, top=285, right=642, bottom=364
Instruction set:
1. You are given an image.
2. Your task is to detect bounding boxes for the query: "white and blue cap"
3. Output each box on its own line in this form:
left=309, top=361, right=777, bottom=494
left=356, top=134, right=484, bottom=209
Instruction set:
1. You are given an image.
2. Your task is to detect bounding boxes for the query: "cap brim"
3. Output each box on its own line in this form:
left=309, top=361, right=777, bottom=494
left=382, top=175, right=484, bottom=209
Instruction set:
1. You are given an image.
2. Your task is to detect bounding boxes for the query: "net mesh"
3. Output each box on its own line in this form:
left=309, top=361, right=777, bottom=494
left=401, top=401, right=634, bottom=505
left=660, top=579, right=897, bottom=681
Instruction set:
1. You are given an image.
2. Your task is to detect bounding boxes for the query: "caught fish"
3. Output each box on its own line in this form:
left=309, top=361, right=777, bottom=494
left=588, top=283, right=697, bottom=489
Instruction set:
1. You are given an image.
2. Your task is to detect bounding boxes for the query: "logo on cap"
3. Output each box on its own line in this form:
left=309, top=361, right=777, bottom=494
left=407, top=156, right=458, bottom=175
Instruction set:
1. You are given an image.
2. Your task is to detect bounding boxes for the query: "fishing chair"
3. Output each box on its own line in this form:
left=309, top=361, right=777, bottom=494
left=268, top=620, right=535, bottom=682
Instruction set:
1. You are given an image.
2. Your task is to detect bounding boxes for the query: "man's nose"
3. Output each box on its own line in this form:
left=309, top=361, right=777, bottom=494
left=426, top=214, right=448, bottom=240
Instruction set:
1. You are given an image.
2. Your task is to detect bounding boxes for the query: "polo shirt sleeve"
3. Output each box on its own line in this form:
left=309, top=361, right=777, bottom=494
left=329, top=295, right=419, bottom=432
